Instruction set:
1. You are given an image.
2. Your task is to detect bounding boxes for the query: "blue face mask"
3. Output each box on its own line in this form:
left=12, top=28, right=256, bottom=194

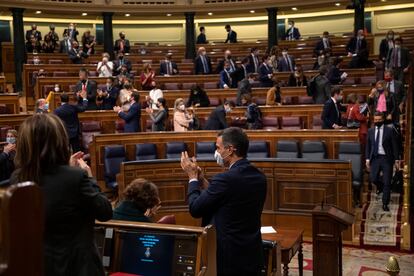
left=6, top=137, right=16, bottom=144
left=44, top=103, right=49, bottom=110
left=377, top=88, right=384, bottom=94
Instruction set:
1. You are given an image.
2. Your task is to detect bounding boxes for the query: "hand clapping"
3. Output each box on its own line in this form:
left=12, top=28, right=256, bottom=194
left=180, top=151, right=199, bottom=180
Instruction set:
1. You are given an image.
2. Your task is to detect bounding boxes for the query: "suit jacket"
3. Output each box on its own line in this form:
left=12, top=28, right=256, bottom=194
left=219, top=70, right=234, bottom=88
left=59, top=39, right=71, bottom=54
left=225, top=31, right=237, bottom=43
left=321, top=97, right=345, bottom=129
left=113, top=58, right=132, bottom=74
left=194, top=55, right=212, bottom=75
left=64, top=28, right=79, bottom=41
left=98, top=86, right=120, bottom=110
left=277, top=55, right=296, bottom=72
left=246, top=54, right=260, bottom=73
left=187, top=159, right=266, bottom=275
left=327, top=66, right=342, bottom=85
left=0, top=151, right=14, bottom=182
left=288, top=74, right=308, bottom=87
left=258, top=63, right=273, bottom=87
left=118, top=102, right=141, bottom=133
left=12, top=165, right=112, bottom=276
left=75, top=80, right=98, bottom=110
left=232, top=64, right=248, bottom=83
left=346, top=37, right=367, bottom=54
left=204, top=105, right=228, bottom=130
left=236, top=79, right=252, bottom=106
left=54, top=102, right=87, bottom=138
left=385, top=47, right=412, bottom=69
left=26, top=30, right=42, bottom=41
left=196, top=33, right=207, bottom=44
left=68, top=48, right=88, bottom=64
left=285, top=27, right=300, bottom=40
left=114, top=39, right=131, bottom=53
left=314, top=39, right=332, bottom=55
left=160, top=60, right=179, bottom=75
left=25, top=42, right=42, bottom=53
left=113, top=200, right=150, bottom=222
left=387, top=80, right=406, bottom=105
left=379, top=39, right=393, bottom=61
left=366, top=125, right=399, bottom=162
left=216, top=58, right=237, bottom=74
left=313, top=75, right=331, bottom=104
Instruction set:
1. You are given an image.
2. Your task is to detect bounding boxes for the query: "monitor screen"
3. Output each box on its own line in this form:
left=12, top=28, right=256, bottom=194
left=118, top=231, right=176, bottom=276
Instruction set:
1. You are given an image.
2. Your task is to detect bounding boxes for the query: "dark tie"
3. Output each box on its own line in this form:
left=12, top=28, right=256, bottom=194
left=286, top=57, right=292, bottom=71
left=374, top=127, right=380, bottom=157
left=357, top=39, right=361, bottom=52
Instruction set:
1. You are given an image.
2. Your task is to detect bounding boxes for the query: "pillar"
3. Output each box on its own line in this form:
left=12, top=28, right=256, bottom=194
left=267, top=8, right=278, bottom=50
left=102, top=12, right=114, bottom=58
left=354, top=0, right=365, bottom=33
left=11, top=8, right=25, bottom=94
left=184, top=12, right=196, bottom=60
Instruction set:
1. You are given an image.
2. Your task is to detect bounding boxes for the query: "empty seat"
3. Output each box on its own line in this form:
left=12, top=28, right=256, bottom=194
left=81, top=121, right=101, bottom=151
left=204, top=82, right=217, bottom=89
left=298, top=96, right=314, bottom=104
left=341, top=77, right=355, bottom=85
left=276, top=140, right=300, bottom=158
left=104, top=145, right=126, bottom=189
left=209, top=97, right=220, bottom=107
left=53, top=71, right=68, bottom=77
left=88, top=71, right=97, bottom=77
left=196, top=142, right=216, bottom=159
left=180, top=70, right=193, bottom=75
left=0, top=105, right=10, bottom=114
left=181, top=59, right=193, bottom=63
left=312, top=115, right=323, bottom=129
left=182, top=82, right=196, bottom=90
left=247, top=141, right=269, bottom=158
left=164, top=83, right=180, bottom=90
left=253, top=97, right=266, bottom=106
left=338, top=142, right=362, bottom=205
left=48, top=59, right=63, bottom=64
left=280, top=116, right=302, bottom=130
left=115, top=120, right=125, bottom=133
left=135, top=143, right=157, bottom=160
left=262, top=116, right=279, bottom=130
left=166, top=142, right=186, bottom=159
left=42, top=85, right=55, bottom=97
left=301, top=140, right=326, bottom=160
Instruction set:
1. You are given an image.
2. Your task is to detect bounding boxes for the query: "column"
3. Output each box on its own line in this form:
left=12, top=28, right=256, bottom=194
left=184, top=12, right=196, bottom=60
left=102, top=12, right=114, bottom=58
left=11, top=8, right=25, bottom=94
left=267, top=8, right=278, bottom=50
left=354, top=0, right=365, bottom=33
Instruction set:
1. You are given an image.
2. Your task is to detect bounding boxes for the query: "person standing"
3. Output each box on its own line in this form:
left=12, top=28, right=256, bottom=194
left=277, top=48, right=295, bottom=72
left=68, top=41, right=89, bottom=64
left=197, top=26, right=208, bottom=44
left=204, top=101, right=235, bottom=130
left=246, top=48, right=260, bottom=74
left=96, top=53, right=113, bottom=77
left=224, top=24, right=237, bottom=43
left=140, top=63, right=155, bottom=90
left=114, top=31, right=130, bottom=54
left=146, top=98, right=168, bottom=131
left=258, top=56, right=274, bottom=87
left=311, top=66, right=331, bottom=104
left=0, top=129, right=17, bottom=182
left=25, top=24, right=42, bottom=42
left=160, top=53, right=179, bottom=76
left=285, top=20, right=300, bottom=40
left=173, top=98, right=194, bottom=132
left=97, top=77, right=120, bottom=110
left=75, top=68, right=97, bottom=110
left=195, top=47, right=212, bottom=75
left=180, top=127, right=267, bottom=276
left=114, top=92, right=141, bottom=133
left=321, top=86, right=346, bottom=129
left=366, top=112, right=400, bottom=211
left=379, top=30, right=395, bottom=62
left=385, top=37, right=412, bottom=82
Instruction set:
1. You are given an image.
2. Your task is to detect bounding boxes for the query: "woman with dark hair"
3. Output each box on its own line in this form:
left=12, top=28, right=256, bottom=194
left=288, top=65, right=308, bottom=87
left=345, top=93, right=368, bottom=145
left=10, top=114, right=112, bottom=276
left=82, top=30, right=96, bottom=55
left=186, top=85, right=210, bottom=107
left=0, top=129, right=17, bottom=182
left=113, top=178, right=161, bottom=222
left=146, top=97, right=168, bottom=131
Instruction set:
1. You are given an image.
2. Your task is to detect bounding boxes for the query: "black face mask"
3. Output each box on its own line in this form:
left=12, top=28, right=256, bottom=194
left=119, top=56, right=124, bottom=60
left=81, top=79, right=87, bottom=84
left=120, top=35, right=125, bottom=39
left=227, top=55, right=232, bottom=59
left=375, top=122, right=384, bottom=128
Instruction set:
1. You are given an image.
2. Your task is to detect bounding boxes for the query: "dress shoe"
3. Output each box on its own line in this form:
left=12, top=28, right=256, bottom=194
left=382, top=204, right=390, bottom=212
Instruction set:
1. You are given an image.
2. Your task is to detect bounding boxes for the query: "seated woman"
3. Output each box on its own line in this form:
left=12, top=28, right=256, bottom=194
left=265, top=83, right=282, bottom=106
left=113, top=178, right=161, bottom=222
left=0, top=129, right=17, bottom=182
left=146, top=98, right=168, bottom=131
left=186, top=85, right=210, bottom=107
left=173, top=98, right=193, bottom=132
left=288, top=65, right=308, bottom=87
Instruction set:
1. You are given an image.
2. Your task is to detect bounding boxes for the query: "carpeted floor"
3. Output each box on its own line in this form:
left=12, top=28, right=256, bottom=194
left=286, top=243, right=414, bottom=275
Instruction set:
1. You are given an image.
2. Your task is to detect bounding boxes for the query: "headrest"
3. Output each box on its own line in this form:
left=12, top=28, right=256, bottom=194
left=104, top=145, right=125, bottom=158
left=166, top=142, right=186, bottom=153
left=338, top=142, right=361, bottom=154
left=302, top=141, right=325, bottom=153
left=81, top=121, right=101, bottom=132
left=277, top=140, right=299, bottom=152
left=248, top=141, right=268, bottom=152
left=196, top=142, right=216, bottom=153
left=136, top=143, right=156, bottom=155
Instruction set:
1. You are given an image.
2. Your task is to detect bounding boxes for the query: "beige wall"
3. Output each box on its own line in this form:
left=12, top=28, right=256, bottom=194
left=23, top=22, right=95, bottom=41
left=113, top=23, right=185, bottom=44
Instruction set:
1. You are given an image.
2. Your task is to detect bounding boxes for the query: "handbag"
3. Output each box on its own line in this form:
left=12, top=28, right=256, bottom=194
left=346, top=106, right=360, bottom=129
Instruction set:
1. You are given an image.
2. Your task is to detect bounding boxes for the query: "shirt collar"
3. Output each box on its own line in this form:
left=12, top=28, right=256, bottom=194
left=331, top=97, right=337, bottom=104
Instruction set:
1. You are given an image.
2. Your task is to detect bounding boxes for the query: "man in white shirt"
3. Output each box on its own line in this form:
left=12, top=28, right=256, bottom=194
left=96, top=53, right=113, bottom=77
left=146, top=81, right=163, bottom=110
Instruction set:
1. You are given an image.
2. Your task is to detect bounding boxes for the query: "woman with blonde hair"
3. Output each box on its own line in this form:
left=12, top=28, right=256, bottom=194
left=368, top=80, right=396, bottom=124
left=10, top=113, right=112, bottom=276
left=173, top=98, right=193, bottom=132
left=140, top=63, right=155, bottom=90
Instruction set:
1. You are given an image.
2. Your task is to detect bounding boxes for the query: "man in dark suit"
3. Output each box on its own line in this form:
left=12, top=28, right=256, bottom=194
left=181, top=127, right=267, bottom=276
left=219, top=61, right=235, bottom=89
left=321, top=86, right=346, bottom=129
left=246, top=48, right=260, bottom=73
left=194, top=47, right=212, bottom=75
left=196, top=26, right=208, bottom=44
left=114, top=92, right=141, bottom=133
left=64, top=23, right=79, bottom=42
left=97, top=77, right=120, bottom=110
left=204, top=101, right=235, bottom=130
left=285, top=20, right=300, bottom=40
left=366, top=112, right=400, bottom=211
left=54, top=93, right=88, bottom=152
left=277, top=48, right=295, bottom=72
left=225, top=24, right=237, bottom=43
left=314, top=31, right=332, bottom=56
left=236, top=73, right=254, bottom=106
left=385, top=37, right=412, bottom=82
left=25, top=24, right=42, bottom=42
left=379, top=30, right=395, bottom=62
left=59, top=33, right=72, bottom=54
left=160, top=53, right=179, bottom=75
left=114, top=31, right=131, bottom=54
left=232, top=57, right=250, bottom=83
left=258, top=56, right=274, bottom=87
left=68, top=41, right=88, bottom=64
left=74, top=68, right=97, bottom=110
left=113, top=52, right=132, bottom=75
left=312, top=66, right=332, bottom=104
left=346, top=29, right=369, bottom=68
left=216, top=50, right=237, bottom=73
left=384, top=69, right=406, bottom=123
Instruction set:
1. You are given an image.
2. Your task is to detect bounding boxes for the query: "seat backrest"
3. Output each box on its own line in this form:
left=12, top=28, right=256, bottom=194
left=42, top=85, right=55, bottom=98
left=104, top=145, right=126, bottom=179
left=301, top=140, right=326, bottom=160
left=341, top=77, right=355, bottom=85
left=281, top=116, right=302, bottom=130
left=196, top=142, right=216, bottom=159
left=135, top=143, right=157, bottom=160
left=48, top=59, right=63, bottom=64
left=298, top=96, right=314, bottom=104
left=81, top=121, right=102, bottom=150
left=276, top=140, right=300, bottom=158
left=166, top=142, right=186, bottom=159
left=182, top=82, right=196, bottom=90
left=312, top=115, right=323, bottom=129
left=359, top=76, right=376, bottom=85
left=338, top=142, right=362, bottom=183
left=164, top=83, right=180, bottom=90
left=247, top=141, right=269, bottom=158
left=209, top=97, right=220, bottom=107
left=0, top=105, right=9, bottom=115
left=53, top=71, right=68, bottom=77
left=115, top=120, right=125, bottom=133
left=204, top=82, right=218, bottom=89
left=253, top=97, right=266, bottom=106
left=262, top=116, right=279, bottom=130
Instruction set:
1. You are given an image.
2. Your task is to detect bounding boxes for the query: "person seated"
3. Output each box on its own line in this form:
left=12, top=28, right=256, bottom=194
left=116, top=64, right=133, bottom=85
left=246, top=48, right=260, bottom=74
left=173, top=98, right=194, bottom=132
left=285, top=20, right=300, bottom=41
left=97, top=77, right=120, bottom=110
left=258, top=55, right=274, bottom=87
left=196, top=26, right=208, bottom=44
left=288, top=65, right=308, bottom=87
left=277, top=48, right=295, bottom=72
left=42, top=34, right=55, bottom=53
left=114, top=31, right=130, bottom=54
left=224, top=24, right=237, bottom=43
left=216, top=50, right=237, bottom=73
left=313, top=49, right=330, bottom=70
left=25, top=24, right=41, bottom=42
left=195, top=47, right=212, bottom=75
left=26, top=34, right=42, bottom=53
left=220, top=61, right=236, bottom=89
left=113, top=178, right=161, bottom=222
left=204, top=101, right=235, bottom=130
left=146, top=81, right=163, bottom=110
left=146, top=98, right=169, bottom=131
left=321, top=86, right=346, bottom=129
left=245, top=97, right=263, bottom=130
left=237, top=73, right=254, bottom=106
left=160, top=53, right=179, bottom=76
left=327, top=57, right=347, bottom=85
left=0, top=129, right=17, bottom=182
left=35, top=98, right=49, bottom=114
left=114, top=92, right=141, bottom=133
left=140, top=63, right=155, bottom=91
left=346, top=29, right=369, bottom=68
left=82, top=30, right=96, bottom=55
left=96, top=52, right=113, bottom=77
left=314, top=31, right=332, bottom=57
left=113, top=52, right=132, bottom=75
left=186, top=85, right=210, bottom=107
left=265, top=83, right=282, bottom=106
left=74, top=68, right=97, bottom=110
left=68, top=41, right=88, bottom=64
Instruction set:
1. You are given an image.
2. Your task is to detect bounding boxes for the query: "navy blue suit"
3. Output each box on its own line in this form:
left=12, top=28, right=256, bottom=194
left=258, top=63, right=273, bottom=87
left=285, top=27, right=300, bottom=40
left=219, top=70, right=234, bottom=88
left=188, top=159, right=267, bottom=275
left=204, top=105, right=228, bottom=130
left=160, top=60, right=179, bottom=75
left=225, top=31, right=237, bottom=43
left=321, top=98, right=346, bottom=129
left=98, top=86, right=120, bottom=110
left=194, top=55, right=212, bottom=75
left=277, top=55, right=295, bottom=72
left=118, top=102, right=141, bottom=133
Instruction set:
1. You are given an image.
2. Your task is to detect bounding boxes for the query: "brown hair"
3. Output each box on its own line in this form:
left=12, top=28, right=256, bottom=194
left=7, top=129, right=17, bottom=137
left=142, top=63, right=152, bottom=73
left=123, top=178, right=160, bottom=212
left=13, top=114, right=71, bottom=184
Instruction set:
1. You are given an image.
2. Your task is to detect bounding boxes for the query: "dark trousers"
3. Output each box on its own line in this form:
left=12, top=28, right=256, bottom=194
left=69, top=136, right=81, bottom=153
left=393, top=67, right=404, bottom=83
left=370, top=155, right=393, bottom=205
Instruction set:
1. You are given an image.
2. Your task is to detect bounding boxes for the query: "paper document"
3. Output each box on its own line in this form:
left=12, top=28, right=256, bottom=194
left=261, top=226, right=277, bottom=234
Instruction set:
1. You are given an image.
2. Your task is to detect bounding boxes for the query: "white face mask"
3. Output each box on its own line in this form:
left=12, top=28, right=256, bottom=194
left=282, top=51, right=288, bottom=56
left=214, top=150, right=224, bottom=166
left=54, top=87, right=60, bottom=92
left=179, top=104, right=185, bottom=111
left=288, top=24, right=292, bottom=28
left=225, top=106, right=232, bottom=113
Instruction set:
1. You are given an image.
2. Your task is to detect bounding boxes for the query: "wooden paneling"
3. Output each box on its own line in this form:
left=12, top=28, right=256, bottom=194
left=0, top=94, right=19, bottom=114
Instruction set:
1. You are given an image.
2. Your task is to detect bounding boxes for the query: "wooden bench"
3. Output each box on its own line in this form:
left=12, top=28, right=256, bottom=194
left=0, top=93, right=20, bottom=114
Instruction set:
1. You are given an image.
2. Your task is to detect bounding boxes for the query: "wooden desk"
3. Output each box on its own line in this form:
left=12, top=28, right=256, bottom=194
left=263, top=228, right=304, bottom=276
left=0, top=76, right=6, bottom=93
left=0, top=93, right=19, bottom=114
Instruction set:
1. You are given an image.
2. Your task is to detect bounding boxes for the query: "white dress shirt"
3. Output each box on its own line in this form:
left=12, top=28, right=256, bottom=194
left=375, top=125, right=386, bottom=155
